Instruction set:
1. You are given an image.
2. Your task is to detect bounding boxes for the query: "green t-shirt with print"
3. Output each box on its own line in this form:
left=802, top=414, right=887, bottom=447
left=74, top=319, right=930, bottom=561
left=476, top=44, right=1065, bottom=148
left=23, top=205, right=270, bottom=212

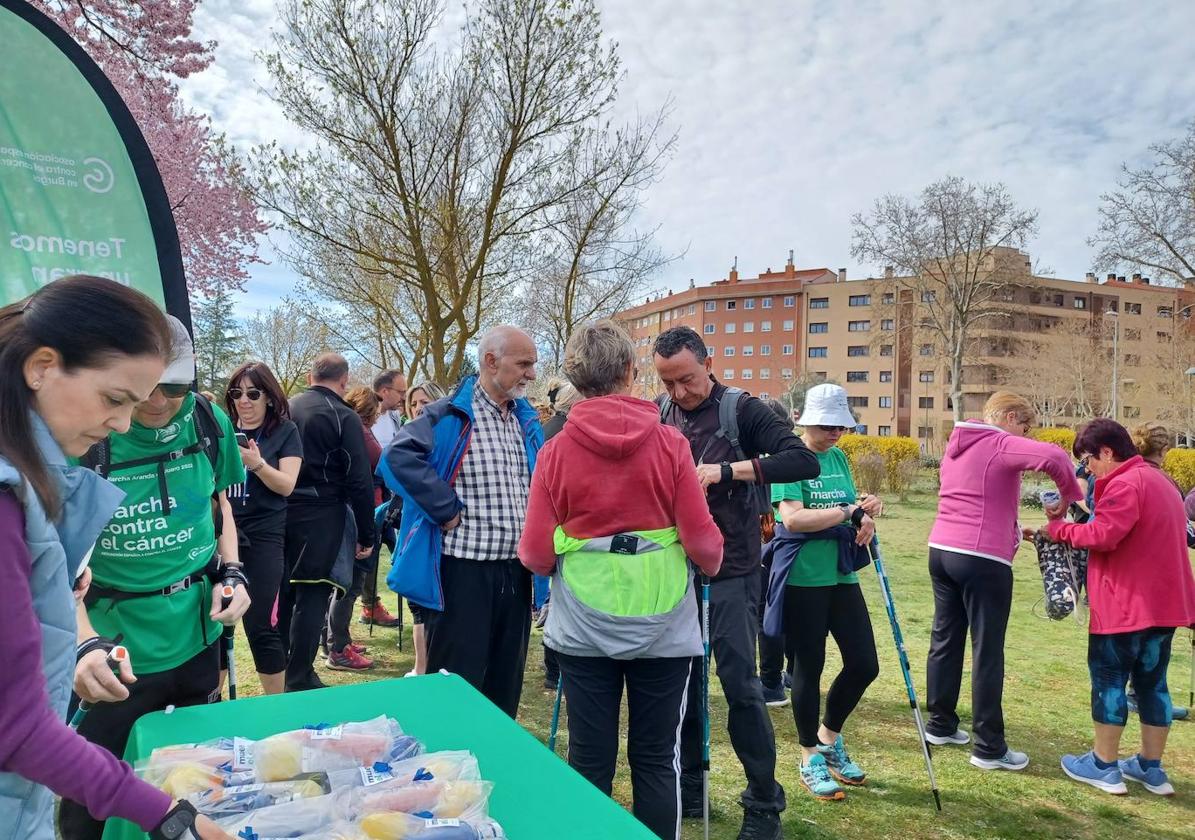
left=88, top=394, right=245, bottom=674
left=770, top=446, right=859, bottom=587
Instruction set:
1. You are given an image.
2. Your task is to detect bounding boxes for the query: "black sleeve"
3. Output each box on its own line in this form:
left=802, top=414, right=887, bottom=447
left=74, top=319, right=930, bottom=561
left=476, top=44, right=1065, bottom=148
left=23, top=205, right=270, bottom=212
left=278, top=421, right=304, bottom=460
left=342, top=412, right=377, bottom=546
left=738, top=397, right=820, bottom=484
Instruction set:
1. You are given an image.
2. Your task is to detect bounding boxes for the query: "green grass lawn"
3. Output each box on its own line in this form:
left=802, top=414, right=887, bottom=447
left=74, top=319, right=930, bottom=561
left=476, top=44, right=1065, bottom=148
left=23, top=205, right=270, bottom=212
left=229, top=494, right=1194, bottom=839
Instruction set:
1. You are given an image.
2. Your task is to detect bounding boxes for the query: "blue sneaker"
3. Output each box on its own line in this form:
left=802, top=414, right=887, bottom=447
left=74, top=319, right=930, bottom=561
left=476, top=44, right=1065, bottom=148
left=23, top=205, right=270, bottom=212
left=800, top=753, right=845, bottom=801
left=1061, top=751, right=1127, bottom=794
left=818, top=735, right=866, bottom=785
left=1119, top=755, right=1175, bottom=796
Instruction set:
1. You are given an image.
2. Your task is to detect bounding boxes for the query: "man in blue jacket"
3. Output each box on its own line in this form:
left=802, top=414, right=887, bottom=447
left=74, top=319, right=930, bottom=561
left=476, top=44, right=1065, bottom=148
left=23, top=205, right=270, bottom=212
left=381, top=326, right=543, bottom=718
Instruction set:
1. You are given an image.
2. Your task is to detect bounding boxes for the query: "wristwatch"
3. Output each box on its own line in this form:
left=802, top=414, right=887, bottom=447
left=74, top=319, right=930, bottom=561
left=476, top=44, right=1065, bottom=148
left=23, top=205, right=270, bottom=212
left=720, top=461, right=733, bottom=484
left=151, top=800, right=198, bottom=839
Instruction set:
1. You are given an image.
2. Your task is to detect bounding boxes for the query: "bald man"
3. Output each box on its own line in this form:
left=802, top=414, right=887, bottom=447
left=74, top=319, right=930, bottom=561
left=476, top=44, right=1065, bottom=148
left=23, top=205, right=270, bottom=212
left=279, top=353, right=377, bottom=691
left=380, top=327, right=543, bottom=717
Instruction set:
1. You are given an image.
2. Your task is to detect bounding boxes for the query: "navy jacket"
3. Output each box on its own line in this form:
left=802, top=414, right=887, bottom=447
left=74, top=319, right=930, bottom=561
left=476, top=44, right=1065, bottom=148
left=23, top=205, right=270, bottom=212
left=762, top=522, right=872, bottom=637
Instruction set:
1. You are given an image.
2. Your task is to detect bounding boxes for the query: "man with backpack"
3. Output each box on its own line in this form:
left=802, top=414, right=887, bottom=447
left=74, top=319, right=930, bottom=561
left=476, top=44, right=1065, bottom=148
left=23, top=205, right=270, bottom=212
left=61, top=316, right=249, bottom=840
left=653, top=326, right=819, bottom=840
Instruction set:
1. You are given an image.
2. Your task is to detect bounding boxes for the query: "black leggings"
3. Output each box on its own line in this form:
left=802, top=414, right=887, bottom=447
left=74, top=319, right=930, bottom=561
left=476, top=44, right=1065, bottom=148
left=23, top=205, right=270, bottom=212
left=783, top=583, right=879, bottom=748
left=239, top=531, right=286, bottom=674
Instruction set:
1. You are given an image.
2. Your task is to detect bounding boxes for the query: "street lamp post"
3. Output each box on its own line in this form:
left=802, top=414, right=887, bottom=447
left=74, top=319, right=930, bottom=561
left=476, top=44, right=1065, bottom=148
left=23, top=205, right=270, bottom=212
left=1104, top=310, right=1120, bottom=421
left=1186, top=367, right=1195, bottom=446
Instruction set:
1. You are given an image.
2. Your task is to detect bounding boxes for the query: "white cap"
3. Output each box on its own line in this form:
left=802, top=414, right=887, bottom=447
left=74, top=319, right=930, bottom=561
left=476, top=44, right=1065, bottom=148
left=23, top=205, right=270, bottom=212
left=160, top=315, right=196, bottom=385
left=799, top=383, right=856, bottom=427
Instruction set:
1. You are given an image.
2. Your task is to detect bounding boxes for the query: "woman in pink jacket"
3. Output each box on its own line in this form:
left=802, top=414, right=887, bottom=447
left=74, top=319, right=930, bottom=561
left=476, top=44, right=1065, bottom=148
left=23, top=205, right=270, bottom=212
left=925, top=392, right=1083, bottom=771
left=1045, top=419, right=1195, bottom=796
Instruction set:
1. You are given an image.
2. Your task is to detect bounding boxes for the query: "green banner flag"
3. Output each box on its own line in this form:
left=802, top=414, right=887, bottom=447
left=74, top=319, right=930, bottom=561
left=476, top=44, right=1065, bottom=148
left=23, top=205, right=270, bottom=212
left=0, top=0, right=188, bottom=324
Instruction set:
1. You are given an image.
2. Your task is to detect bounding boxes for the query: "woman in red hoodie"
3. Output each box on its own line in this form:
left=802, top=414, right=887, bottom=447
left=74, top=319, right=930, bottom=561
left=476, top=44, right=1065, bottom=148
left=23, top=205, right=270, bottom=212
left=519, top=320, right=723, bottom=840
left=1045, top=419, right=1195, bottom=796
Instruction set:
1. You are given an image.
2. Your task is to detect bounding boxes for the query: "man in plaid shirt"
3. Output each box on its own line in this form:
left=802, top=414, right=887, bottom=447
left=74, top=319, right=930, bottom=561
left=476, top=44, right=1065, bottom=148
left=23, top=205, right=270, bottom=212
left=382, top=326, right=543, bottom=717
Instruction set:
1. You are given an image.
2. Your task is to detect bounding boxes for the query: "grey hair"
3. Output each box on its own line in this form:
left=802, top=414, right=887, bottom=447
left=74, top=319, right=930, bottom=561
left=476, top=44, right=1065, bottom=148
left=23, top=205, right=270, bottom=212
left=478, top=325, right=523, bottom=363
left=563, top=319, right=635, bottom=398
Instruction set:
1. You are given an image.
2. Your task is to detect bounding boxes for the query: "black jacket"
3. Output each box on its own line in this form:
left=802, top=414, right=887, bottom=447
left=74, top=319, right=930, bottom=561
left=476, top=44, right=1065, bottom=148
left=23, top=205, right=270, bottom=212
left=289, top=385, right=377, bottom=546
left=660, top=380, right=820, bottom=579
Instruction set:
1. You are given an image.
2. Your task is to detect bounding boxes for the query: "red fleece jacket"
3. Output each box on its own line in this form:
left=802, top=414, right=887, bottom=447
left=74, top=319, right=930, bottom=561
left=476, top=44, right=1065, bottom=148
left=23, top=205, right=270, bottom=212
left=519, top=394, right=723, bottom=577
left=1047, top=455, right=1195, bottom=635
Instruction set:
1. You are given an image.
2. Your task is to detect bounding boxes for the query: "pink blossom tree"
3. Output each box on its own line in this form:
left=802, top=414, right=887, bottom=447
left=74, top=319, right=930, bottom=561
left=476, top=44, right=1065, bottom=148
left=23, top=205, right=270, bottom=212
left=33, top=0, right=266, bottom=295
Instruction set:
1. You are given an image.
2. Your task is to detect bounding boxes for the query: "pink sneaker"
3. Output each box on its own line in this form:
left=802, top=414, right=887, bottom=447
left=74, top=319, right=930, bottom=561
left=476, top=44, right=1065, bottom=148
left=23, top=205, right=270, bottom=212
left=327, top=645, right=373, bottom=670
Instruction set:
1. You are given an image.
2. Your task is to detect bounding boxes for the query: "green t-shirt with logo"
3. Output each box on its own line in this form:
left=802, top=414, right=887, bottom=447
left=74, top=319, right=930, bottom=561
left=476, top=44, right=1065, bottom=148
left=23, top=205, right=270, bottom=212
left=88, top=394, right=245, bottom=674
left=770, top=446, right=858, bottom=587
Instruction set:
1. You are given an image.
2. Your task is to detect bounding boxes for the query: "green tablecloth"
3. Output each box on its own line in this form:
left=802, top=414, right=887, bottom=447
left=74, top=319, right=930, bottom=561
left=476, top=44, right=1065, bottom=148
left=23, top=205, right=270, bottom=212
left=104, top=674, right=653, bottom=840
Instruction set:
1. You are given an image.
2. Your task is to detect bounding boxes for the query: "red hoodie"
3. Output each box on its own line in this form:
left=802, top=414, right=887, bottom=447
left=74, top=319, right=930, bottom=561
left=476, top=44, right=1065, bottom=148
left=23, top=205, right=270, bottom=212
left=1047, top=455, right=1195, bottom=635
left=519, top=394, right=723, bottom=577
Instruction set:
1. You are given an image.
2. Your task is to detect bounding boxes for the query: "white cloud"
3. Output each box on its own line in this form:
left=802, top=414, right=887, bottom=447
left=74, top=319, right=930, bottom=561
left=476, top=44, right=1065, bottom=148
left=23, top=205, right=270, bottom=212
left=177, top=0, right=1195, bottom=314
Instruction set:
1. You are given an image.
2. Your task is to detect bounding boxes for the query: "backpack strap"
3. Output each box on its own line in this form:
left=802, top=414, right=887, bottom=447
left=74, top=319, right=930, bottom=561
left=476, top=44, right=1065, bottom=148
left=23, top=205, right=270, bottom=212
left=658, top=394, right=674, bottom=423
left=191, top=392, right=224, bottom=475
left=79, top=438, right=112, bottom=478
left=718, top=387, right=748, bottom=462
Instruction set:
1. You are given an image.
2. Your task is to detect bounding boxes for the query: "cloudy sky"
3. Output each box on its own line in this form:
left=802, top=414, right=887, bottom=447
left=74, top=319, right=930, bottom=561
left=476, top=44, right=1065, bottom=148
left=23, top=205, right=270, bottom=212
left=178, top=0, right=1195, bottom=316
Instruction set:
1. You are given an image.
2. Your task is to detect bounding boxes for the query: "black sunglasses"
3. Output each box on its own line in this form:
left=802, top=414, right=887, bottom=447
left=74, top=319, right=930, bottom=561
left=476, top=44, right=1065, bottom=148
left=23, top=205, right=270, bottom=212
left=156, top=383, right=191, bottom=398
left=816, top=425, right=849, bottom=432
left=228, top=387, right=264, bottom=401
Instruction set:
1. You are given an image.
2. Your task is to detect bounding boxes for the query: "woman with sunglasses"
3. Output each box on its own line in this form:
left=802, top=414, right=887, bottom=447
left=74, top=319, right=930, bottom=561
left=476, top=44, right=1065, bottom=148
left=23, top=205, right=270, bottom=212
left=925, top=391, right=1083, bottom=772
left=767, top=383, right=881, bottom=801
left=223, top=363, right=303, bottom=695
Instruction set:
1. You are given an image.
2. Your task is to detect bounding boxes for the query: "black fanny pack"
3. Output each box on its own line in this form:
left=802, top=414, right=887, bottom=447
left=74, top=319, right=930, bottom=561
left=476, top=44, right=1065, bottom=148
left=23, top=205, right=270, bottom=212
left=84, top=554, right=220, bottom=609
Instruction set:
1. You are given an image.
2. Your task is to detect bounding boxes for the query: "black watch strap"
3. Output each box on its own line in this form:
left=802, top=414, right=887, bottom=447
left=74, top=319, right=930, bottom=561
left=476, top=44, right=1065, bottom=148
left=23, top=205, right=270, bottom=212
left=151, top=800, right=198, bottom=840
left=720, top=461, right=733, bottom=483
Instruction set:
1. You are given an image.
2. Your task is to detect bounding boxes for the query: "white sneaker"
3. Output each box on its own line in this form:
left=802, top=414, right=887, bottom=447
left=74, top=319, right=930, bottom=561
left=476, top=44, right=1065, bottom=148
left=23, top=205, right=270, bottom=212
left=970, top=749, right=1029, bottom=771
left=926, top=728, right=971, bottom=746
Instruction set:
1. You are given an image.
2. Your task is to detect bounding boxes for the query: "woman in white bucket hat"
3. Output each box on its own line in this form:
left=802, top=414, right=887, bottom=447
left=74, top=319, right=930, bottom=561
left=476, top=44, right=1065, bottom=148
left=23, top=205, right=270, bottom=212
left=765, top=383, right=883, bottom=802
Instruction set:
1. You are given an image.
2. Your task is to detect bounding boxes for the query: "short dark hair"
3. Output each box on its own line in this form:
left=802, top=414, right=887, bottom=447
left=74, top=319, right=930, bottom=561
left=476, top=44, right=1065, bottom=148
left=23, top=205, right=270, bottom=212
left=224, top=361, right=291, bottom=436
left=653, top=326, right=707, bottom=362
left=373, top=369, right=404, bottom=392
left=1073, top=418, right=1137, bottom=462
left=312, top=352, right=349, bottom=383
left=762, top=398, right=795, bottom=430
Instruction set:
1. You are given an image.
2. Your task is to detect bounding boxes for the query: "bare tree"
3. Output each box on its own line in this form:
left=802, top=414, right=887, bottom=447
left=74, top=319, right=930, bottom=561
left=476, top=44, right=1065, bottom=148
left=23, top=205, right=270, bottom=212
left=1089, top=120, right=1195, bottom=286
left=852, top=177, right=1039, bottom=422
left=999, top=317, right=1111, bottom=425
left=250, top=0, right=654, bottom=383
left=243, top=299, right=332, bottom=394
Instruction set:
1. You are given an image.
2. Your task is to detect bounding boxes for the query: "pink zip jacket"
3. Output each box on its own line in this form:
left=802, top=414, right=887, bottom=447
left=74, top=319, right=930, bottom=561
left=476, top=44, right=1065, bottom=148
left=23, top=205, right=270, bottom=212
left=928, top=421, right=1084, bottom=565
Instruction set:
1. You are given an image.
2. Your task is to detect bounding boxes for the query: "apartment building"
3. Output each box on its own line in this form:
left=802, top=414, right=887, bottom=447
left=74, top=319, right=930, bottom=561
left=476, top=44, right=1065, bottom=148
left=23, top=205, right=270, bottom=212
left=616, top=249, right=1195, bottom=452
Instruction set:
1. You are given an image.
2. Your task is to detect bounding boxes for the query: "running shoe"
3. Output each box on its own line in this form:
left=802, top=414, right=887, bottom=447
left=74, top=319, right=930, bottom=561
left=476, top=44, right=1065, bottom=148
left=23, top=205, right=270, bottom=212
left=360, top=601, right=400, bottom=628
left=800, top=753, right=845, bottom=801
left=1061, top=751, right=1126, bottom=794
left=760, top=679, right=789, bottom=707
left=1118, top=754, right=1175, bottom=796
left=970, top=748, right=1029, bottom=771
left=818, top=735, right=866, bottom=785
left=327, top=645, right=374, bottom=670
left=926, top=728, right=971, bottom=746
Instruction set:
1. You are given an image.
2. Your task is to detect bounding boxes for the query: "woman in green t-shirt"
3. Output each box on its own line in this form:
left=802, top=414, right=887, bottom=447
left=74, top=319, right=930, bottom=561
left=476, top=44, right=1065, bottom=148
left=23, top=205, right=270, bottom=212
left=771, top=384, right=882, bottom=802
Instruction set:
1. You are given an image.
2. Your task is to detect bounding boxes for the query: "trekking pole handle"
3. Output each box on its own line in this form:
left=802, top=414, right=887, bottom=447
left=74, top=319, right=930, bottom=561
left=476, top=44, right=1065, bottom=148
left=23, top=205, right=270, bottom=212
left=77, top=645, right=128, bottom=713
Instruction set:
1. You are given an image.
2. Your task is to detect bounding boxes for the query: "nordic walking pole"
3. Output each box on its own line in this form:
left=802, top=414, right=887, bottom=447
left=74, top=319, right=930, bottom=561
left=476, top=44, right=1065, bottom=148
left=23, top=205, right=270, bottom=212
left=701, top=573, right=711, bottom=840
left=220, top=583, right=238, bottom=701
left=867, top=541, right=942, bottom=811
left=69, top=644, right=128, bottom=730
left=1189, top=627, right=1193, bottom=708
left=548, top=675, right=564, bottom=753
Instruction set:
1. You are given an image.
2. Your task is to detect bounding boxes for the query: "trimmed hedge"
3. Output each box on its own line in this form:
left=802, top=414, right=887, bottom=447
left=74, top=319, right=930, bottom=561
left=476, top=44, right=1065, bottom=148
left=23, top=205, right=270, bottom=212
left=838, top=434, right=921, bottom=495
left=1163, top=448, right=1195, bottom=495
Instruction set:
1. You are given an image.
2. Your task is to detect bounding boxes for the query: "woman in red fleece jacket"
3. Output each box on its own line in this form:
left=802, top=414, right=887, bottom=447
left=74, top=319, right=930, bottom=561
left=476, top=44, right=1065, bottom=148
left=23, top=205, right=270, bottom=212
left=1045, top=419, right=1195, bottom=796
left=519, top=320, right=721, bottom=840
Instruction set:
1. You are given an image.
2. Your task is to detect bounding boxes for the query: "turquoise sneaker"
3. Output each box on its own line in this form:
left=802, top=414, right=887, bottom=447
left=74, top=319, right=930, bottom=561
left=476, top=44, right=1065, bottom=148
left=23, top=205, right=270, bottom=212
left=800, top=753, right=845, bottom=801
left=1061, top=751, right=1127, bottom=794
left=1119, top=755, right=1175, bottom=796
left=818, top=735, right=867, bottom=785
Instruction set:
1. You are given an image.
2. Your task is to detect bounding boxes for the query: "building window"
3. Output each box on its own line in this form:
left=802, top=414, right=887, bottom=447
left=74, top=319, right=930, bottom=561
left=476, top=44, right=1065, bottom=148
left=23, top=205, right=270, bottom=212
left=761, top=320, right=772, bottom=331
left=784, top=296, right=795, bottom=307
left=882, top=292, right=895, bottom=304
left=704, top=301, right=716, bottom=312
left=782, top=320, right=795, bottom=331
left=809, top=322, right=828, bottom=334
left=1125, top=328, right=1141, bottom=340
left=743, top=345, right=754, bottom=356
left=847, top=396, right=869, bottom=408
left=760, top=368, right=771, bottom=380
left=744, top=299, right=756, bottom=310
left=1158, top=306, right=1173, bottom=318
left=808, top=346, right=827, bottom=358
left=880, top=345, right=894, bottom=357
left=741, top=369, right=753, bottom=380
left=847, top=345, right=869, bottom=357
left=881, top=319, right=894, bottom=330
left=878, top=425, right=892, bottom=436
left=1073, top=297, right=1087, bottom=310
left=879, top=396, right=893, bottom=408
left=919, top=344, right=933, bottom=356
left=781, top=368, right=794, bottom=379
left=706, top=346, right=715, bottom=357
left=743, top=322, right=755, bottom=333
left=725, top=323, right=736, bottom=334
left=849, top=294, right=871, bottom=306
left=856, top=425, right=868, bottom=435
left=762, top=297, right=773, bottom=309
left=760, top=344, right=772, bottom=356
left=848, top=320, right=871, bottom=332
left=919, top=426, right=935, bottom=439
left=726, top=300, right=737, bottom=310
left=723, top=369, right=734, bottom=379
left=879, top=370, right=893, bottom=383
left=921, top=290, right=936, bottom=303
left=724, top=347, right=735, bottom=356
left=1126, top=302, right=1142, bottom=314
left=782, top=344, right=795, bottom=355
left=809, top=297, right=828, bottom=309
left=1052, top=294, right=1064, bottom=307
left=919, top=371, right=934, bottom=383
left=919, top=397, right=934, bottom=409
left=1123, top=406, right=1141, bottom=419
left=688, top=304, right=696, bottom=315
left=704, top=324, right=716, bottom=334
left=759, top=392, right=769, bottom=399
left=846, top=371, right=869, bottom=383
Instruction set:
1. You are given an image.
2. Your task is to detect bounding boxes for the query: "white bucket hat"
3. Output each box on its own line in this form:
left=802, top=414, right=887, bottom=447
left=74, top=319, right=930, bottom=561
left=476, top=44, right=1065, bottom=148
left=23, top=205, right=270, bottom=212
left=799, top=383, right=856, bottom=427
left=160, top=314, right=196, bottom=385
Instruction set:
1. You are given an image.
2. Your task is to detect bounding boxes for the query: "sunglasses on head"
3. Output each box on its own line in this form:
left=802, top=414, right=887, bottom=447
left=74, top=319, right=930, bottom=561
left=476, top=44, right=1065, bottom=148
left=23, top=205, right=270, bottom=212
left=156, top=383, right=191, bottom=398
left=816, top=425, right=849, bottom=433
left=228, top=387, right=264, bottom=401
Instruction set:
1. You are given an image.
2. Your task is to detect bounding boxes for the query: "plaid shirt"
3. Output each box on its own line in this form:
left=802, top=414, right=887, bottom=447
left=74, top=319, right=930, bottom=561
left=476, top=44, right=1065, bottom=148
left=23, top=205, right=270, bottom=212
left=442, top=384, right=531, bottom=561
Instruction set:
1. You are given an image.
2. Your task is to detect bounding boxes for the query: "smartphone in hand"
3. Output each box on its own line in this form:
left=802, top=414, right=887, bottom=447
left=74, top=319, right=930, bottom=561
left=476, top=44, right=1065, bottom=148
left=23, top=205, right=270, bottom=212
left=235, top=432, right=250, bottom=447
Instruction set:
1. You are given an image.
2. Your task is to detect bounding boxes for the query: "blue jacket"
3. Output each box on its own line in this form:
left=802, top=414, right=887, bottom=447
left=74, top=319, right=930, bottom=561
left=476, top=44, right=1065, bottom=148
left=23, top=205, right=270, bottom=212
left=378, top=376, right=543, bottom=610
left=0, top=416, right=124, bottom=839
left=761, top=522, right=872, bottom=638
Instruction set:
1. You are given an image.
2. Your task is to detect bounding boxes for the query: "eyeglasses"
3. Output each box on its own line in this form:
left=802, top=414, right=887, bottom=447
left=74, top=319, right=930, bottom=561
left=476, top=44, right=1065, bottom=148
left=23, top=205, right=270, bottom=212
left=156, top=383, right=191, bottom=398
left=816, top=425, right=849, bottom=433
left=228, top=388, right=264, bottom=401
left=1079, top=454, right=1092, bottom=468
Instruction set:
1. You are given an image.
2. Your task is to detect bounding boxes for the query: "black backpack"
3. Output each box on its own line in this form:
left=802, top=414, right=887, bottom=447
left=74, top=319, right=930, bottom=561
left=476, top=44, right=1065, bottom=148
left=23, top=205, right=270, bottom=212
left=79, top=393, right=224, bottom=516
left=659, top=387, right=772, bottom=515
